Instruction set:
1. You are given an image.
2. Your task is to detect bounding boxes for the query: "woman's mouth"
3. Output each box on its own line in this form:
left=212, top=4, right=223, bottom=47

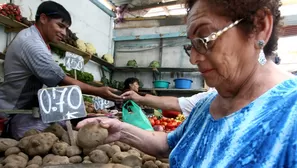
left=201, top=69, right=214, bottom=74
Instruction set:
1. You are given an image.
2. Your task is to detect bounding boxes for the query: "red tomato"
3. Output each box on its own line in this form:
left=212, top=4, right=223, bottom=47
left=161, top=122, right=167, bottom=126
left=149, top=119, right=155, bottom=126
left=152, top=116, right=157, bottom=120
left=155, top=120, right=161, bottom=125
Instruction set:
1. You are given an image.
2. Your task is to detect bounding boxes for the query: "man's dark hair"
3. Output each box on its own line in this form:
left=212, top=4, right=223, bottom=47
left=123, top=77, right=139, bottom=90
left=35, top=1, right=71, bottom=26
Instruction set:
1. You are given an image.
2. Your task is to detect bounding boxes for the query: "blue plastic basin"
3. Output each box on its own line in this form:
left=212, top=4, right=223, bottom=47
left=174, top=78, right=193, bottom=89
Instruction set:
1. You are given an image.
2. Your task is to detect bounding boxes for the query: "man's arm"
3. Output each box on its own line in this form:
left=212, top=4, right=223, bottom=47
left=60, top=76, right=121, bottom=101
left=122, top=91, right=181, bottom=111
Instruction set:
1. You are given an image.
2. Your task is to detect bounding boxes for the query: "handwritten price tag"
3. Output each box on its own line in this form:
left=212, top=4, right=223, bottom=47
left=64, top=52, right=84, bottom=71
left=38, top=85, right=87, bottom=123
left=92, top=97, right=115, bottom=110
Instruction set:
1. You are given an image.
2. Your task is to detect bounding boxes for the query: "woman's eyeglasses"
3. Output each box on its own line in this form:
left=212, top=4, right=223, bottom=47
left=184, top=19, right=243, bottom=57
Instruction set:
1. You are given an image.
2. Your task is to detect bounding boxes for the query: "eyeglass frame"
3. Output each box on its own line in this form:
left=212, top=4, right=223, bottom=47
left=184, top=19, right=243, bottom=56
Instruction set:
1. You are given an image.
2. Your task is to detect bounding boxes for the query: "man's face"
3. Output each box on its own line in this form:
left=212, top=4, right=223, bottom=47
left=41, top=15, right=69, bottom=43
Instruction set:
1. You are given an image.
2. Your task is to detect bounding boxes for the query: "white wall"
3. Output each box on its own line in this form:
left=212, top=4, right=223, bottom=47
left=0, top=0, right=113, bottom=81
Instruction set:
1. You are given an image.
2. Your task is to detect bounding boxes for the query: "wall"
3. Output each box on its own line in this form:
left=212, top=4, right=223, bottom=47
left=113, top=25, right=204, bottom=90
left=0, top=0, right=114, bottom=81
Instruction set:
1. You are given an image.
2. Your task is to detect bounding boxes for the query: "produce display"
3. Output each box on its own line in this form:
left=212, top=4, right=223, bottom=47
left=126, top=60, right=137, bottom=67
left=102, top=54, right=114, bottom=64
left=149, top=61, right=160, bottom=69
left=0, top=3, right=22, bottom=21
left=59, top=63, right=94, bottom=83
left=148, top=115, right=183, bottom=132
left=0, top=123, right=170, bottom=168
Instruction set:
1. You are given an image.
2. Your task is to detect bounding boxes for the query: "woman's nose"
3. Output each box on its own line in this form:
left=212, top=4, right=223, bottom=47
left=190, top=48, right=206, bottom=65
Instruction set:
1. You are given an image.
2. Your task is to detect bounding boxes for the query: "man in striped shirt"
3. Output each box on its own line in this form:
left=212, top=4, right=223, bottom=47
left=0, top=1, right=120, bottom=139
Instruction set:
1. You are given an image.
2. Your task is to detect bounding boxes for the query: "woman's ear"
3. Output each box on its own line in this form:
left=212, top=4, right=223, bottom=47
left=253, top=8, right=274, bottom=45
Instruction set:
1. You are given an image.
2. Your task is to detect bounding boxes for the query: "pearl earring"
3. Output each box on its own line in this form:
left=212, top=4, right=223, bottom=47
left=257, top=40, right=267, bottom=65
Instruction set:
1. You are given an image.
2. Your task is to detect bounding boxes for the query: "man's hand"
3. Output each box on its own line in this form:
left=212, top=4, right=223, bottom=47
left=121, top=91, right=143, bottom=103
left=97, top=86, right=122, bottom=101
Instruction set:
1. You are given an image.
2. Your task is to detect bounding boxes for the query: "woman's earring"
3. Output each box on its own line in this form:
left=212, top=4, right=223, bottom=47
left=257, top=40, right=267, bottom=65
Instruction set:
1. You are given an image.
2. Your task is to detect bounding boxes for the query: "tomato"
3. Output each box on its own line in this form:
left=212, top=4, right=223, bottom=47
left=161, top=122, right=167, bottom=126
left=155, top=120, right=161, bottom=125
left=152, top=116, right=157, bottom=121
left=149, top=119, right=155, bottom=126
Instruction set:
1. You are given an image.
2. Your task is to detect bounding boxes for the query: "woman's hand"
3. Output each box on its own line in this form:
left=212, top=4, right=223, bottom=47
left=121, top=90, right=143, bottom=103
left=76, top=117, right=123, bottom=143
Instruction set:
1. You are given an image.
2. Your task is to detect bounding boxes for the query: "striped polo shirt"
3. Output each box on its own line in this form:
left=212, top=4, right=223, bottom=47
left=0, top=25, right=65, bottom=110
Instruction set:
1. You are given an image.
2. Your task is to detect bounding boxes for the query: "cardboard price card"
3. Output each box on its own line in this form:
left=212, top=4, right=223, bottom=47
left=92, top=97, right=115, bottom=110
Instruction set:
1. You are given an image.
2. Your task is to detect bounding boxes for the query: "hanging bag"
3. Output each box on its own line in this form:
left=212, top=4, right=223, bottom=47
left=122, top=100, right=153, bottom=131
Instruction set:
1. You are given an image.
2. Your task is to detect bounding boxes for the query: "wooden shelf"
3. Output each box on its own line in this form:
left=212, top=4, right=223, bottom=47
left=0, top=15, right=27, bottom=30
left=114, top=67, right=198, bottom=72
left=91, top=56, right=115, bottom=70
left=140, top=88, right=207, bottom=94
left=50, top=42, right=91, bottom=64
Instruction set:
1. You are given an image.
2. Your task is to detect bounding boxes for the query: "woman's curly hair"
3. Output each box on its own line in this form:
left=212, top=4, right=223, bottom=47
left=185, top=0, right=283, bottom=57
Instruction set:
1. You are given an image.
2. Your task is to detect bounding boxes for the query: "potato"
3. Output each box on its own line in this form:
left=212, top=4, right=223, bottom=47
left=25, top=164, right=39, bottom=168
left=61, top=131, right=78, bottom=145
left=18, top=152, right=29, bottom=161
left=86, top=107, right=94, bottom=113
left=43, top=123, right=66, bottom=139
left=43, top=155, right=69, bottom=166
left=2, top=154, right=27, bottom=168
left=66, top=146, right=81, bottom=157
left=28, top=156, right=42, bottom=166
left=96, top=144, right=117, bottom=158
left=0, top=138, right=18, bottom=152
left=121, top=155, right=142, bottom=167
left=52, top=142, right=69, bottom=156
left=83, top=156, right=90, bottom=161
left=69, top=156, right=82, bottom=163
left=114, top=142, right=131, bottom=151
left=82, top=160, right=92, bottom=164
left=89, top=150, right=109, bottom=164
left=159, top=158, right=169, bottom=163
left=3, top=163, right=19, bottom=168
left=113, top=164, right=132, bottom=168
left=112, top=152, right=130, bottom=163
left=83, top=147, right=95, bottom=156
left=143, top=160, right=158, bottom=168
left=23, top=129, right=39, bottom=138
left=159, top=163, right=170, bottom=168
left=77, top=123, right=108, bottom=149
left=127, top=149, right=141, bottom=158
left=142, top=154, right=156, bottom=163
left=155, top=160, right=162, bottom=166
left=111, top=145, right=121, bottom=153
left=4, top=147, right=21, bottom=156
left=18, top=133, right=58, bottom=156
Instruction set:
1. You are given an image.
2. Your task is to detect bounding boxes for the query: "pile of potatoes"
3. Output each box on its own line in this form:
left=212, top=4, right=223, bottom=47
left=0, top=123, right=169, bottom=168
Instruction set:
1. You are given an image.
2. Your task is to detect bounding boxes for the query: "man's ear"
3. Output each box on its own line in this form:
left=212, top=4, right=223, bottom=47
left=253, top=8, right=274, bottom=45
left=39, top=13, right=48, bottom=25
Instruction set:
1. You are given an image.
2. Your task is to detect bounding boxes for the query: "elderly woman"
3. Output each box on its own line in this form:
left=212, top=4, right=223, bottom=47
left=77, top=0, right=297, bottom=167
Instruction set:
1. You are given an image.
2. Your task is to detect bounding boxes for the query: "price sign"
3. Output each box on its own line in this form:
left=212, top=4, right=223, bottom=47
left=64, top=52, right=84, bottom=71
left=37, top=85, right=87, bottom=123
left=93, top=97, right=115, bottom=110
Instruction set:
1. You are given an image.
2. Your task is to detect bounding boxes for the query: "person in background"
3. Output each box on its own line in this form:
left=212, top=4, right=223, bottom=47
left=123, top=77, right=140, bottom=93
left=77, top=0, right=297, bottom=167
left=122, top=88, right=215, bottom=117
left=0, top=1, right=121, bottom=139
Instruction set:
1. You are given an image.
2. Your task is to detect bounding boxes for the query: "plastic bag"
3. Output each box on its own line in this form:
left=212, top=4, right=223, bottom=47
left=122, top=100, right=153, bottom=131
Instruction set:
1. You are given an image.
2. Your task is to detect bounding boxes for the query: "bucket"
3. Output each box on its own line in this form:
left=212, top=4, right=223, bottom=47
left=174, top=78, right=193, bottom=89
left=153, top=80, right=170, bottom=89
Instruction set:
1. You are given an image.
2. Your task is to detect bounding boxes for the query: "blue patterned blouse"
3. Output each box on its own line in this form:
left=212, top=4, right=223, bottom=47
left=168, top=77, right=297, bottom=168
